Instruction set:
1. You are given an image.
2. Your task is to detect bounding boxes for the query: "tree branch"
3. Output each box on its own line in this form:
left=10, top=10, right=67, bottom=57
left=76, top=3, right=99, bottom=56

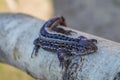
left=0, top=13, right=120, bottom=80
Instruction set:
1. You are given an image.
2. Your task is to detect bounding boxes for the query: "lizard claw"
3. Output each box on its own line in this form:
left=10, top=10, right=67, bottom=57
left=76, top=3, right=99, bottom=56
left=31, top=45, right=40, bottom=58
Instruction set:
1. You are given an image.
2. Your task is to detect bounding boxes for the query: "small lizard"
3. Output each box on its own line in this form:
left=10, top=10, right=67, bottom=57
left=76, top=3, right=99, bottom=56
left=31, top=16, right=98, bottom=69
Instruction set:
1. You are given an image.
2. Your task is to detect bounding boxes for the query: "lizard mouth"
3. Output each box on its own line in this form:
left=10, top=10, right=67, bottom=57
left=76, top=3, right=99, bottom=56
left=90, top=46, right=98, bottom=53
left=83, top=44, right=98, bottom=54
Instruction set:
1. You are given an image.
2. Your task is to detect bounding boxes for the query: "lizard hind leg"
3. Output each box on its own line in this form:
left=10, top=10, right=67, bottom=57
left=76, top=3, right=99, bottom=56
left=31, top=38, right=41, bottom=58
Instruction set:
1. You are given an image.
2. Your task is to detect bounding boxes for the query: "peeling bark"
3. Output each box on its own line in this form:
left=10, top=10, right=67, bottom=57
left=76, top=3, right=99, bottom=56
left=0, top=13, right=120, bottom=80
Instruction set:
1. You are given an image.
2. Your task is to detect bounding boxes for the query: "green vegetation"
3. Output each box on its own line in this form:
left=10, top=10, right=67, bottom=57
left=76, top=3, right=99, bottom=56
left=0, top=0, right=9, bottom=12
left=0, top=63, right=34, bottom=80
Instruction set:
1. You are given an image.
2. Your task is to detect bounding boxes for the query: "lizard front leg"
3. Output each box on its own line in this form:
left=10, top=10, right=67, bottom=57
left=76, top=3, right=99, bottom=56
left=57, top=50, right=72, bottom=69
left=57, top=51, right=66, bottom=69
left=31, top=38, right=41, bottom=58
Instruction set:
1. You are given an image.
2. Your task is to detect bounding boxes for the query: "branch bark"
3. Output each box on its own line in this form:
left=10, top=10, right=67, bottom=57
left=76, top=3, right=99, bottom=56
left=0, top=13, right=120, bottom=80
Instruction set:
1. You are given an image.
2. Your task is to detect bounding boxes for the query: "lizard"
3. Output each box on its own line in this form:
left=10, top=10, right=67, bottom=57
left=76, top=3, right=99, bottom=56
left=31, top=16, right=98, bottom=69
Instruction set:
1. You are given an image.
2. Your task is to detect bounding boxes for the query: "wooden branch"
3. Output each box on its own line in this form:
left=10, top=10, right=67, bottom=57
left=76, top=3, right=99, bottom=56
left=0, top=13, right=120, bottom=80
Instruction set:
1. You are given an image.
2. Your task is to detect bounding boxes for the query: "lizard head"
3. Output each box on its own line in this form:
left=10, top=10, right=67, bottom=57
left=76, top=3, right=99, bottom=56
left=71, top=38, right=98, bottom=56
left=79, top=38, right=98, bottom=55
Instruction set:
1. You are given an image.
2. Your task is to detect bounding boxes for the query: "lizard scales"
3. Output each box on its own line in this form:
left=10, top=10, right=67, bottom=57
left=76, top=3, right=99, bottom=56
left=32, top=16, right=98, bottom=68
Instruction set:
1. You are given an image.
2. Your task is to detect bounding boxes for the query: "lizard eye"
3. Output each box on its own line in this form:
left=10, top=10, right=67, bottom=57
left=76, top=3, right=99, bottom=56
left=84, top=46, right=88, bottom=50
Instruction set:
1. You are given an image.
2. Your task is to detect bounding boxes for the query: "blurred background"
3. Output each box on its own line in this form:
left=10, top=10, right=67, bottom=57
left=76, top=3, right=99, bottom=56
left=0, top=0, right=120, bottom=80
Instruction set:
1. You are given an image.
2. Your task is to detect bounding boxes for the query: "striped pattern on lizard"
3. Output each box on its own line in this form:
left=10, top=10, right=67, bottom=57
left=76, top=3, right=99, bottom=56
left=31, top=16, right=98, bottom=69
